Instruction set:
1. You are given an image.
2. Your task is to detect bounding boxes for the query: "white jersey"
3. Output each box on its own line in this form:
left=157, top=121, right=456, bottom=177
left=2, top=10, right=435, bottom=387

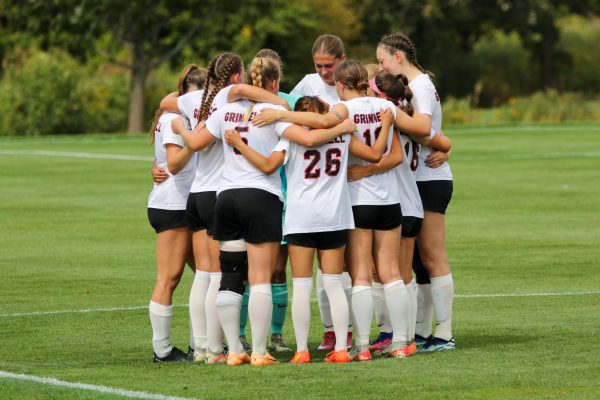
left=205, top=101, right=292, bottom=200
left=394, top=132, right=424, bottom=218
left=342, top=97, right=399, bottom=206
left=148, top=112, right=197, bottom=210
left=409, top=74, right=452, bottom=181
left=176, top=86, right=233, bottom=193
left=276, top=135, right=355, bottom=235
left=291, top=73, right=339, bottom=108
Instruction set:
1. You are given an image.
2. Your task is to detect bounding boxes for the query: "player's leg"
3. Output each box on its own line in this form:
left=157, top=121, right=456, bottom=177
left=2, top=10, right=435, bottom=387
left=150, top=226, right=189, bottom=362
left=269, top=244, right=291, bottom=352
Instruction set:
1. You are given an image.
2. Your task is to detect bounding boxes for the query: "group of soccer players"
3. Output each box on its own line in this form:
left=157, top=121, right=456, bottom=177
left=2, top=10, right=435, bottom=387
left=146, top=32, right=456, bottom=366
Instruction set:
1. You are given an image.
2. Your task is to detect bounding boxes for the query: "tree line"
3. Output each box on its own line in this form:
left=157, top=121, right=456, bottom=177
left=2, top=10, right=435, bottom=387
left=1, top=0, right=599, bottom=134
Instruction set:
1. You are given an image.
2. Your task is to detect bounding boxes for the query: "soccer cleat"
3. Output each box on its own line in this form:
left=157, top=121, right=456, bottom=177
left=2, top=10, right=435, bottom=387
left=415, top=334, right=434, bottom=351
left=187, top=346, right=195, bottom=362
left=290, top=351, right=311, bottom=364
left=152, top=347, right=189, bottom=363
left=317, top=331, right=336, bottom=351
left=325, top=349, right=350, bottom=363
left=407, top=341, right=418, bottom=356
left=239, top=335, right=252, bottom=353
left=192, top=348, right=206, bottom=363
left=268, top=333, right=292, bottom=352
left=349, top=348, right=371, bottom=362
left=346, top=332, right=353, bottom=349
left=421, top=337, right=456, bottom=352
left=369, top=332, right=393, bottom=354
left=385, top=345, right=411, bottom=358
left=205, top=351, right=227, bottom=364
left=250, top=351, right=279, bottom=366
left=226, top=351, right=251, bottom=366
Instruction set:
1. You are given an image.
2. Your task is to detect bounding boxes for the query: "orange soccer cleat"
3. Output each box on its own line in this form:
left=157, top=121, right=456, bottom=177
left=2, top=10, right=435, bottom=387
left=325, top=349, right=350, bottom=363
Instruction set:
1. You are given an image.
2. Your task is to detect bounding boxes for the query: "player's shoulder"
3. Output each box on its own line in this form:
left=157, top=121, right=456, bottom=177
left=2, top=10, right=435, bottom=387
left=160, top=111, right=179, bottom=123
left=410, top=74, right=435, bottom=91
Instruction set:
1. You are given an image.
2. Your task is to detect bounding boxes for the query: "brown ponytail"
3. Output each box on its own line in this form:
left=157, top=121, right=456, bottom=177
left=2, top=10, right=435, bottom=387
left=333, top=59, right=369, bottom=93
left=374, top=71, right=414, bottom=116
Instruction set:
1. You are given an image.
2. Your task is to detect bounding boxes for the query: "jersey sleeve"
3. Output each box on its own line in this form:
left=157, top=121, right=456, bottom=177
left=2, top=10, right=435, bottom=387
left=290, top=75, right=309, bottom=96
left=273, top=138, right=291, bottom=165
left=161, top=116, right=185, bottom=147
left=410, top=79, right=436, bottom=117
left=204, top=109, right=223, bottom=140
left=272, top=106, right=293, bottom=136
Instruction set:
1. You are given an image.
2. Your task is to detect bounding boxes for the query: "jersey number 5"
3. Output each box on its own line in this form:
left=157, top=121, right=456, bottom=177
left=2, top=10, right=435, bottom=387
left=233, top=126, right=249, bottom=155
left=304, top=148, right=342, bottom=179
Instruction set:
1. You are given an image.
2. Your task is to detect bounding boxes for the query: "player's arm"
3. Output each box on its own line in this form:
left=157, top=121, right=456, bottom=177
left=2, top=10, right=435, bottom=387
left=166, top=144, right=194, bottom=175
left=227, top=84, right=290, bottom=110
left=253, top=104, right=347, bottom=129
left=347, top=131, right=403, bottom=182
left=394, top=107, right=431, bottom=137
left=224, top=129, right=284, bottom=175
left=160, top=92, right=179, bottom=112
left=171, top=118, right=216, bottom=151
left=348, top=107, right=393, bottom=162
left=151, top=160, right=169, bottom=183
left=281, top=119, right=356, bottom=148
left=413, top=130, right=451, bottom=153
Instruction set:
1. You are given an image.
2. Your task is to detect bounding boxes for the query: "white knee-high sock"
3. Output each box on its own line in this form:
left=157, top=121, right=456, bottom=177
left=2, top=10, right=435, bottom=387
left=415, top=283, right=433, bottom=338
left=149, top=300, right=173, bottom=357
left=189, top=271, right=209, bottom=350
left=351, top=286, right=372, bottom=351
left=383, top=280, right=410, bottom=347
left=372, top=281, right=391, bottom=333
left=292, top=277, right=313, bottom=352
left=316, top=269, right=333, bottom=332
left=342, top=271, right=353, bottom=331
left=322, top=274, right=349, bottom=352
left=249, top=284, right=272, bottom=355
left=431, top=273, right=454, bottom=341
left=408, top=279, right=418, bottom=340
left=216, top=290, right=244, bottom=355
left=206, top=272, right=224, bottom=354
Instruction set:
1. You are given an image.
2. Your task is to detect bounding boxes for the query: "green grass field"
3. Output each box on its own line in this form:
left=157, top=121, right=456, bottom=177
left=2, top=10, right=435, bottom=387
left=1, top=123, right=599, bottom=399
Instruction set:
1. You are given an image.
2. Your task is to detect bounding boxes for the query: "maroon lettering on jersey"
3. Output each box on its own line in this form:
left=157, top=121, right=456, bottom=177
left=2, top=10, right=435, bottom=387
left=435, top=91, right=440, bottom=102
left=224, top=112, right=244, bottom=123
left=327, top=135, right=346, bottom=144
left=354, top=113, right=381, bottom=124
left=193, top=108, right=199, bottom=119
left=156, top=122, right=162, bottom=133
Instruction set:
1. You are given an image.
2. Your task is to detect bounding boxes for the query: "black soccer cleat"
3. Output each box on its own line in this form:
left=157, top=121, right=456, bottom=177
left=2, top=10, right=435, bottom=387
left=186, top=346, right=194, bottom=362
left=153, top=346, right=189, bottom=363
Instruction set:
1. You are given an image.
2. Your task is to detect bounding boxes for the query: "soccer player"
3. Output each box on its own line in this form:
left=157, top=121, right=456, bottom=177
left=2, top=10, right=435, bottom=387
left=377, top=32, right=456, bottom=351
left=290, top=34, right=353, bottom=351
left=147, top=65, right=204, bottom=362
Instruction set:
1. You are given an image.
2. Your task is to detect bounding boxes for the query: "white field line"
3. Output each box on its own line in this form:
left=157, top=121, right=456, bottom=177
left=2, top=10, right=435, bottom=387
left=2, top=290, right=599, bottom=318
left=0, top=149, right=153, bottom=162
left=0, top=371, right=198, bottom=400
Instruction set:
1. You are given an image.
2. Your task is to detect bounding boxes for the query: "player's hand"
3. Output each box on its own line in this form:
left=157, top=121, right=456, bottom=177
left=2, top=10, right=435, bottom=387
left=347, top=164, right=372, bottom=182
left=425, top=150, right=449, bottom=168
left=224, top=129, right=243, bottom=148
left=192, top=120, right=206, bottom=135
left=380, top=107, right=393, bottom=125
left=252, top=109, right=281, bottom=127
left=171, top=117, right=186, bottom=135
left=151, top=162, right=169, bottom=184
left=338, top=119, right=356, bottom=134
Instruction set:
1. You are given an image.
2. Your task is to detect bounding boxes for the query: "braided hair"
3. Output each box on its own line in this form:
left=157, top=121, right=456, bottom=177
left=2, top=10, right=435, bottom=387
left=197, top=53, right=243, bottom=123
left=378, top=32, right=434, bottom=80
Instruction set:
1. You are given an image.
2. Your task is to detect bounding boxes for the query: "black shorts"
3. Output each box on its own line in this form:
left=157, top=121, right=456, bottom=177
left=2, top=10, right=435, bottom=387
left=148, top=208, right=188, bottom=234
left=186, top=191, right=216, bottom=234
left=285, top=230, right=348, bottom=250
left=401, top=216, right=423, bottom=238
left=213, top=188, right=283, bottom=244
left=417, top=180, right=453, bottom=214
left=352, top=204, right=402, bottom=230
